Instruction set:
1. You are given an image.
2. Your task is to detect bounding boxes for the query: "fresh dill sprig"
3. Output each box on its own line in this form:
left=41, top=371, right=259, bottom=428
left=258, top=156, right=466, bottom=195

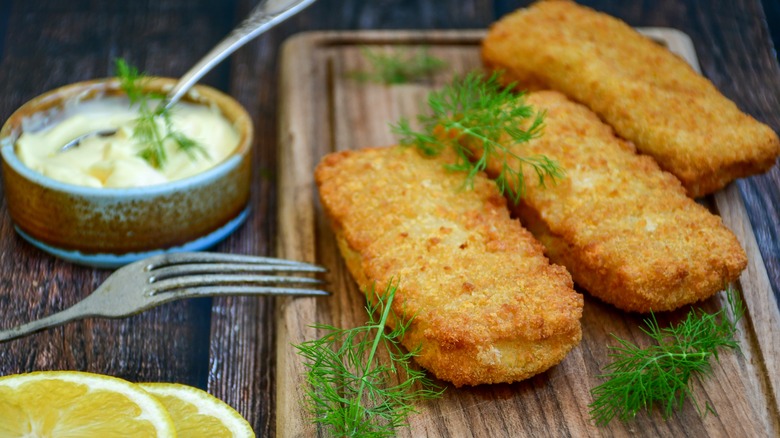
left=590, top=287, right=745, bottom=426
left=115, top=58, right=207, bottom=168
left=351, top=46, right=447, bottom=84
left=392, top=72, right=564, bottom=203
left=295, top=281, right=444, bottom=437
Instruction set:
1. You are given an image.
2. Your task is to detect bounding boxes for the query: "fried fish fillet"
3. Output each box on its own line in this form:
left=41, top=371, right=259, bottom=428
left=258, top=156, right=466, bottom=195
left=473, top=90, right=747, bottom=312
left=315, top=146, right=583, bottom=387
left=482, top=0, right=780, bottom=197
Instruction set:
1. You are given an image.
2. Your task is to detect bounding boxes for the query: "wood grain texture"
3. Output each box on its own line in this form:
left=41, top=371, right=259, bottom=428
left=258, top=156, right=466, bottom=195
left=205, top=0, right=279, bottom=433
left=276, top=30, right=779, bottom=437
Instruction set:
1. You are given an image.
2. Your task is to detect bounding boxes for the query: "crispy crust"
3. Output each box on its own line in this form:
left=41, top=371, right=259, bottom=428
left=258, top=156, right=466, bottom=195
left=482, top=0, right=780, bottom=197
left=315, top=146, right=583, bottom=387
left=477, top=91, right=747, bottom=312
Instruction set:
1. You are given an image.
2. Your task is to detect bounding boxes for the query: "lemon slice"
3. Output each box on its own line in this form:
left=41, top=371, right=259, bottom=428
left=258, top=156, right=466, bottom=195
left=139, top=382, right=255, bottom=438
left=0, top=371, right=176, bottom=437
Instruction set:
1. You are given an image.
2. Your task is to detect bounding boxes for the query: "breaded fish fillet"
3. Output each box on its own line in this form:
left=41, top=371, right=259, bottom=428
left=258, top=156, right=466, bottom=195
left=315, top=146, right=583, bottom=387
left=482, top=0, right=780, bottom=197
left=473, top=90, right=747, bottom=312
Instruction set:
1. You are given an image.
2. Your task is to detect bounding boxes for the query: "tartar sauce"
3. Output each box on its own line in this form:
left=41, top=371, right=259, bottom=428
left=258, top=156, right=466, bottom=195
left=16, top=97, right=239, bottom=188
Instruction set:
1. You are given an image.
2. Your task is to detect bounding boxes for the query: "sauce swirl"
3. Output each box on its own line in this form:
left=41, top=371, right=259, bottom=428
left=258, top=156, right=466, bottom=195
left=16, top=97, right=239, bottom=188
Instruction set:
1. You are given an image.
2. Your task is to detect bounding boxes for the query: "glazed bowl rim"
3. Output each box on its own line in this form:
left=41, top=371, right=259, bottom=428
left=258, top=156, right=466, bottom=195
left=0, top=77, right=253, bottom=198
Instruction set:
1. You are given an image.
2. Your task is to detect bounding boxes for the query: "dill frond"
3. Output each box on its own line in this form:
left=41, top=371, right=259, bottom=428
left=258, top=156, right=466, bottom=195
left=391, top=71, right=564, bottom=203
left=352, top=46, right=447, bottom=84
left=115, top=58, right=207, bottom=168
left=295, top=281, right=444, bottom=437
left=590, top=287, right=745, bottom=426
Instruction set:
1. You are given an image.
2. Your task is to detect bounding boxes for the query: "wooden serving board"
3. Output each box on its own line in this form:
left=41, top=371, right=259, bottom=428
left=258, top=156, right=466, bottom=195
left=275, top=30, right=780, bottom=437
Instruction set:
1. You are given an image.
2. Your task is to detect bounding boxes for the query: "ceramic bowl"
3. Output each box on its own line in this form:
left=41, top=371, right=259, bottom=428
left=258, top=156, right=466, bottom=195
left=0, top=78, right=253, bottom=268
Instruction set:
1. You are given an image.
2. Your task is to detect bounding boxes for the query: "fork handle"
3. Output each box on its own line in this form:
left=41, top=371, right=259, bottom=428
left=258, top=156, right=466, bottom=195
left=0, top=305, right=89, bottom=342
left=162, top=0, right=318, bottom=110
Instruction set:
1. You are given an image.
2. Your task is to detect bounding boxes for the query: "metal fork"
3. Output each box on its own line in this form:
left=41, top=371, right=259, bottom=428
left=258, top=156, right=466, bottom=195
left=0, top=252, right=328, bottom=342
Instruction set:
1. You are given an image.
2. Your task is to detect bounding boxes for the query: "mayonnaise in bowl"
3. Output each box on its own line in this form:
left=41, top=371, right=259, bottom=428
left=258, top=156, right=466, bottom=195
left=15, top=97, right=240, bottom=188
left=1, top=77, right=253, bottom=267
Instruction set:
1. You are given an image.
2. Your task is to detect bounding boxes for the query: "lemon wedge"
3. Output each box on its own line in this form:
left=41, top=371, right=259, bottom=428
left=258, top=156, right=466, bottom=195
left=139, top=382, right=255, bottom=438
left=0, top=371, right=176, bottom=437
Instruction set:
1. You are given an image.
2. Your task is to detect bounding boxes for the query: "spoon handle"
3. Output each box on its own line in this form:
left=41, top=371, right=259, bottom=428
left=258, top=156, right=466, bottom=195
left=163, top=0, right=318, bottom=110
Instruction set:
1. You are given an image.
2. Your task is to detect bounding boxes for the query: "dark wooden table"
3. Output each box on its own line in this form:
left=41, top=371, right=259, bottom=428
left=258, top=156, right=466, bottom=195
left=0, top=1, right=777, bottom=436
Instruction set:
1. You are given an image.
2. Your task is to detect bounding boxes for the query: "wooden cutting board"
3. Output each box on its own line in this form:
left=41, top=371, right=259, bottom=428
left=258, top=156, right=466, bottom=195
left=275, top=30, right=780, bottom=437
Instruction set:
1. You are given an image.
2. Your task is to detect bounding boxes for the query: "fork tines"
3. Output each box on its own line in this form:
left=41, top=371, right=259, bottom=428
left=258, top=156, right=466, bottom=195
left=144, top=252, right=326, bottom=270
left=143, top=252, right=329, bottom=297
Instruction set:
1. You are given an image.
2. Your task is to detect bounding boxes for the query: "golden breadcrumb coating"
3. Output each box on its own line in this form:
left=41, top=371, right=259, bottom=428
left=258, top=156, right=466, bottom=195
left=482, top=0, right=780, bottom=197
left=473, top=90, right=747, bottom=312
left=315, top=146, right=583, bottom=387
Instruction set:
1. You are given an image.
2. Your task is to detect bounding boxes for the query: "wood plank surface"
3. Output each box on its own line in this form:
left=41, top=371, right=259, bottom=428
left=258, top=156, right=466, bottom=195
left=275, top=30, right=780, bottom=437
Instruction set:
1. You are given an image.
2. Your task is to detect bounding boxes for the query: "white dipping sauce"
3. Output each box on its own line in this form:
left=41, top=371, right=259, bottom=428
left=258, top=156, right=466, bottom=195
left=16, top=97, right=239, bottom=188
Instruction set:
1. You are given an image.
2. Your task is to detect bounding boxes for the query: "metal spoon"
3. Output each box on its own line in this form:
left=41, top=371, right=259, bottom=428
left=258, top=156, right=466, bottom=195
left=60, top=0, right=317, bottom=152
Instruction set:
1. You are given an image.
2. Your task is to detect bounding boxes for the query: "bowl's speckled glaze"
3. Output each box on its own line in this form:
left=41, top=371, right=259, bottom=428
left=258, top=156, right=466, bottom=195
left=0, top=78, right=253, bottom=267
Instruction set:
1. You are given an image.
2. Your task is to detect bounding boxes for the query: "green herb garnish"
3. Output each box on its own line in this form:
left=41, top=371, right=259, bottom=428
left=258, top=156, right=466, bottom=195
left=352, top=46, right=447, bottom=84
left=115, top=59, right=207, bottom=168
left=295, top=281, right=443, bottom=437
left=590, top=287, right=744, bottom=426
left=392, top=72, right=563, bottom=203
